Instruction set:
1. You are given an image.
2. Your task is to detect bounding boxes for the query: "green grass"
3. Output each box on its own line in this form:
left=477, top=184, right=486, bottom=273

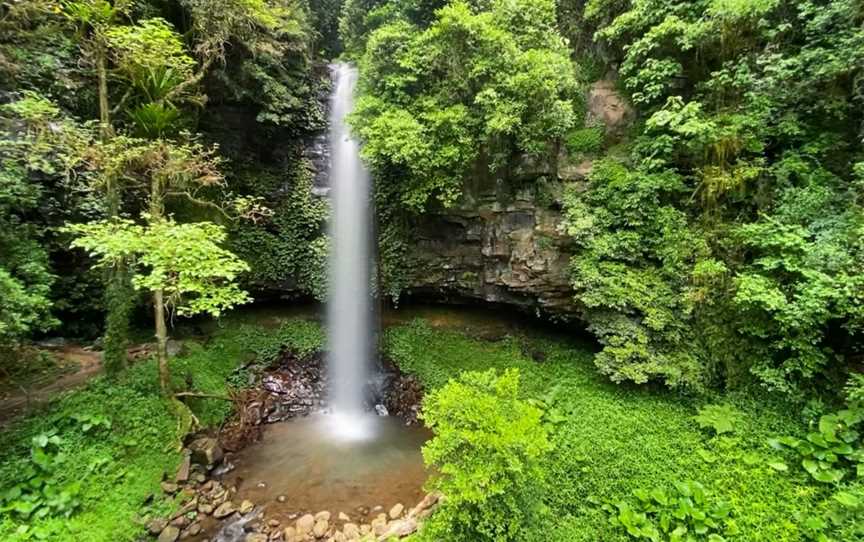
left=0, top=314, right=323, bottom=542
left=385, top=320, right=825, bottom=541
left=0, top=310, right=834, bottom=541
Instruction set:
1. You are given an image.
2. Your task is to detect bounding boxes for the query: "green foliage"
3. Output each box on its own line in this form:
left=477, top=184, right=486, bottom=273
left=599, top=481, right=736, bottom=541
left=351, top=0, right=576, bottom=210
left=554, top=0, right=864, bottom=393
left=801, top=482, right=864, bottom=542
left=565, top=126, right=605, bottom=155
left=182, top=0, right=324, bottom=129
left=229, top=164, right=329, bottom=297
left=0, top=315, right=322, bottom=540
left=419, top=368, right=552, bottom=541
left=66, top=217, right=251, bottom=318
left=386, top=320, right=815, bottom=541
left=769, top=408, right=863, bottom=484
left=562, top=159, right=711, bottom=389
left=104, top=18, right=196, bottom=83
left=0, top=432, right=82, bottom=521
left=693, top=404, right=744, bottom=436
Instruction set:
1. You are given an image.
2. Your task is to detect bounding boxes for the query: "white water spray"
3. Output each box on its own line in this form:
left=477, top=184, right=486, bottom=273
left=325, top=63, right=375, bottom=441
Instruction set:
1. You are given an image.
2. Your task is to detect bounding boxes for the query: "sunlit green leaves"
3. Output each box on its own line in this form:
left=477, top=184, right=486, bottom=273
left=66, top=217, right=251, bottom=318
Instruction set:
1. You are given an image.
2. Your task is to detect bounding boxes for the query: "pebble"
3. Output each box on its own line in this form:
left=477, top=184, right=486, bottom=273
left=239, top=499, right=255, bottom=514
left=296, top=514, right=315, bottom=535
left=313, top=518, right=329, bottom=537
left=213, top=501, right=236, bottom=519
left=157, top=526, right=180, bottom=542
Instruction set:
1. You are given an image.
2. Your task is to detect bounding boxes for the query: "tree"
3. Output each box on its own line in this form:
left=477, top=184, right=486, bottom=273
left=419, top=369, right=552, bottom=541
left=351, top=0, right=576, bottom=210
left=66, top=217, right=251, bottom=394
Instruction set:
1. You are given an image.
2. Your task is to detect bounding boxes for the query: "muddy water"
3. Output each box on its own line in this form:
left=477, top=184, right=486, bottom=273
left=220, top=415, right=430, bottom=524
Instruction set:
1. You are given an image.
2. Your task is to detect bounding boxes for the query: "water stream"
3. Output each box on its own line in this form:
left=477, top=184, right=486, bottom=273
left=325, top=62, right=376, bottom=441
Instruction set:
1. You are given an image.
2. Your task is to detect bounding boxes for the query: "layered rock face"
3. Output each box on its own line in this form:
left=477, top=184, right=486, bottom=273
left=400, top=80, right=631, bottom=320
left=403, top=176, right=579, bottom=319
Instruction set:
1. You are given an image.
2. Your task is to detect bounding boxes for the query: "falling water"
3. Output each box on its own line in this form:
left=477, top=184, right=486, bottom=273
left=325, top=62, right=375, bottom=441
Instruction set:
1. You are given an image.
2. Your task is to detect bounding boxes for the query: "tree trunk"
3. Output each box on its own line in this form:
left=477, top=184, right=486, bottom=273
left=96, top=40, right=132, bottom=376
left=96, top=45, right=113, bottom=140
left=154, top=287, right=170, bottom=395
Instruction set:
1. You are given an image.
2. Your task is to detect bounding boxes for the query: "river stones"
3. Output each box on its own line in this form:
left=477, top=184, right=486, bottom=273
left=313, top=518, right=330, bottom=538
left=213, top=501, right=236, bottom=518
left=388, top=503, right=403, bottom=519
left=296, top=514, right=315, bottom=535
left=341, top=523, right=359, bottom=539
left=239, top=500, right=255, bottom=514
left=189, top=437, right=224, bottom=467
left=315, top=511, right=331, bottom=522
left=157, top=525, right=180, bottom=542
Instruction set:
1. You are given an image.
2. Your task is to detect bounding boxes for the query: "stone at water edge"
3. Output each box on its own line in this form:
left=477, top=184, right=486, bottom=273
left=198, top=503, right=214, bottom=515
left=379, top=517, right=419, bottom=540
left=370, top=516, right=388, bottom=536
left=315, top=511, right=331, bottom=522
left=388, top=503, right=404, bottom=520
left=148, top=518, right=168, bottom=535
left=342, top=523, right=359, bottom=539
left=296, top=514, right=316, bottom=535
left=239, top=500, right=255, bottom=514
left=157, top=525, right=180, bottom=542
left=244, top=533, right=268, bottom=542
left=213, top=501, right=236, bottom=519
left=313, top=518, right=330, bottom=538
left=189, top=437, right=224, bottom=467
left=161, top=481, right=179, bottom=494
left=175, top=453, right=191, bottom=483
left=338, top=512, right=350, bottom=522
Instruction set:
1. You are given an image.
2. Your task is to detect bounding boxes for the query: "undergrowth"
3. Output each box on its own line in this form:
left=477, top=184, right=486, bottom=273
left=0, top=314, right=322, bottom=541
left=385, top=320, right=827, bottom=541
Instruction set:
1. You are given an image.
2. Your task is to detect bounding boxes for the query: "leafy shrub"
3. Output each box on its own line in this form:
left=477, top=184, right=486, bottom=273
left=801, top=483, right=864, bottom=542
left=419, top=368, right=552, bottom=541
left=565, top=126, right=605, bottom=155
left=0, top=433, right=81, bottom=520
left=845, top=374, right=864, bottom=408
left=597, top=480, right=736, bottom=541
left=693, top=404, right=744, bottom=436
left=770, top=408, right=863, bottom=484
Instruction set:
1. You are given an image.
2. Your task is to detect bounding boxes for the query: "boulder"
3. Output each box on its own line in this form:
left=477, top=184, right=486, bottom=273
left=175, top=453, right=191, bottom=483
left=313, top=518, right=329, bottom=538
left=239, top=500, right=255, bottom=514
left=388, top=504, right=404, bottom=520
left=213, top=501, right=236, bottom=519
left=148, top=518, right=168, bottom=535
left=315, top=511, right=331, bottom=522
left=296, top=514, right=316, bottom=535
left=157, top=526, right=180, bottom=542
left=342, top=523, right=360, bottom=540
left=189, top=437, right=224, bottom=467
left=161, top=481, right=179, bottom=494
left=377, top=517, right=418, bottom=540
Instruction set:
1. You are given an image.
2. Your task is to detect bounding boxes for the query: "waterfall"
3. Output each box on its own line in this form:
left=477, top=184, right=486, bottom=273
left=325, top=62, right=375, bottom=441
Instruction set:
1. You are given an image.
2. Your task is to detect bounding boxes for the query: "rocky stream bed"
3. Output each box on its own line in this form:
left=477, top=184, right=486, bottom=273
left=147, top=351, right=436, bottom=542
